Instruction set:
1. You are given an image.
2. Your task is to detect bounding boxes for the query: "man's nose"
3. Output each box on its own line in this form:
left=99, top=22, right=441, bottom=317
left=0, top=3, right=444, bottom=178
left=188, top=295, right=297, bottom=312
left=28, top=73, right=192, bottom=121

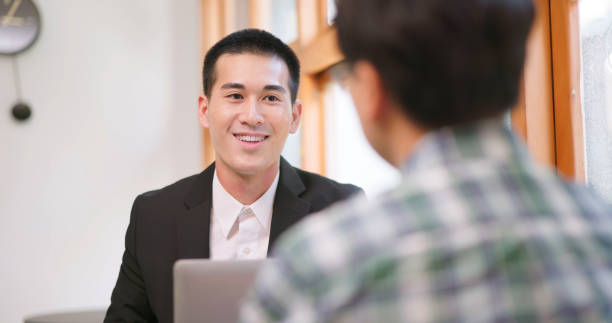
left=239, top=99, right=264, bottom=126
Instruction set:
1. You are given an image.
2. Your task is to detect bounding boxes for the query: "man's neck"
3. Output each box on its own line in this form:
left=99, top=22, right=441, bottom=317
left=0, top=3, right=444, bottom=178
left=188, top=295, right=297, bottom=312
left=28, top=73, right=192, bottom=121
left=215, top=160, right=280, bottom=205
left=382, top=108, right=428, bottom=168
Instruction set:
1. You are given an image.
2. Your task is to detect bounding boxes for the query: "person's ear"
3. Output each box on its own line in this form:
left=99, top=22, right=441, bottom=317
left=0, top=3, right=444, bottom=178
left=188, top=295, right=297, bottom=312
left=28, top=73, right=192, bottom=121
left=198, top=95, right=210, bottom=129
left=351, top=61, right=387, bottom=122
left=289, top=99, right=302, bottom=134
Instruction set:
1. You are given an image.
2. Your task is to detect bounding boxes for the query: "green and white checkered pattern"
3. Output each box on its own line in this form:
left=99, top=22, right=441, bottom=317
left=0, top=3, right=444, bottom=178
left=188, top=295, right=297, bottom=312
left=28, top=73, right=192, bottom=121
left=240, top=120, right=612, bottom=323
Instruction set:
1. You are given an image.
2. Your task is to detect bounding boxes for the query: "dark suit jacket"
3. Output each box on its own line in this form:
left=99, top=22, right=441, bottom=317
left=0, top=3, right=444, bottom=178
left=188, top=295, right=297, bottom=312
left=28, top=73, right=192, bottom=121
left=104, top=158, right=361, bottom=323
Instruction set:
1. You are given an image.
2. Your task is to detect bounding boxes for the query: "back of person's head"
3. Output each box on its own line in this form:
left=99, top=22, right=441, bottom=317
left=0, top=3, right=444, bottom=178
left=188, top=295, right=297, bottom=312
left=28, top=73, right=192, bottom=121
left=335, top=0, right=534, bottom=128
left=203, top=29, right=301, bottom=103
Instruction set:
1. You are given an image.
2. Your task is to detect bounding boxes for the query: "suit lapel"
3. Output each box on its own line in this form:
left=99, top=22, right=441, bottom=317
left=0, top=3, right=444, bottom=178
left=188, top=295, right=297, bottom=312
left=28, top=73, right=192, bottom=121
left=177, top=162, right=215, bottom=259
left=269, top=158, right=311, bottom=253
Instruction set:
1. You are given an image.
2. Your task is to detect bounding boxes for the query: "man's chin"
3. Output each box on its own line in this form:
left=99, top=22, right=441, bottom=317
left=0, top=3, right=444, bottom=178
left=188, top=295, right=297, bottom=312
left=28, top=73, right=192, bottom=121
left=233, top=166, right=263, bottom=176
left=226, top=158, right=279, bottom=177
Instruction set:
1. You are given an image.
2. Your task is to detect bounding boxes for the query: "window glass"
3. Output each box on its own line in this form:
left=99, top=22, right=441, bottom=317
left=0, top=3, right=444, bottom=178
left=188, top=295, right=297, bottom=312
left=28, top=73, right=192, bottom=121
left=327, top=0, right=337, bottom=25
left=235, top=0, right=250, bottom=31
left=324, top=74, right=401, bottom=197
left=282, top=124, right=302, bottom=168
left=580, top=0, right=612, bottom=202
left=270, top=0, right=298, bottom=44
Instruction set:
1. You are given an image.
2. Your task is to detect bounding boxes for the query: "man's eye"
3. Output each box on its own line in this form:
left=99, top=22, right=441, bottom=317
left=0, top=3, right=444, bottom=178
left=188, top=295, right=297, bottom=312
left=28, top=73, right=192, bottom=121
left=264, top=95, right=280, bottom=102
left=227, top=93, right=243, bottom=100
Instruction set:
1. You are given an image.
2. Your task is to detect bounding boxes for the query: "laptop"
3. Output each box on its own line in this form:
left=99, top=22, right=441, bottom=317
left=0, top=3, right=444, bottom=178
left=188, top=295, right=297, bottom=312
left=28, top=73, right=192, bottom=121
left=173, top=259, right=266, bottom=323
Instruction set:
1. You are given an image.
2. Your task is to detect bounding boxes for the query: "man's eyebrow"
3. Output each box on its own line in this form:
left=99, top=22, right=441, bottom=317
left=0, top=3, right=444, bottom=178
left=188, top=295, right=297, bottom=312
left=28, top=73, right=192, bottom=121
left=220, top=82, right=245, bottom=90
left=263, top=85, right=287, bottom=93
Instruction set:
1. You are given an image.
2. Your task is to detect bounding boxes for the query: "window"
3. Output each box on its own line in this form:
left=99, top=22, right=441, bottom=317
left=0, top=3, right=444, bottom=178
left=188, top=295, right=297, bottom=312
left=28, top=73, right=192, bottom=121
left=579, top=0, right=612, bottom=201
left=270, top=0, right=298, bottom=44
left=326, top=0, right=336, bottom=25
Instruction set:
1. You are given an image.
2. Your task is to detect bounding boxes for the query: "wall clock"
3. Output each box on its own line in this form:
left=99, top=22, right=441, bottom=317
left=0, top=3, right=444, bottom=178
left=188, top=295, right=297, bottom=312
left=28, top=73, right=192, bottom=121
left=0, top=0, right=41, bottom=55
left=1, top=0, right=40, bottom=121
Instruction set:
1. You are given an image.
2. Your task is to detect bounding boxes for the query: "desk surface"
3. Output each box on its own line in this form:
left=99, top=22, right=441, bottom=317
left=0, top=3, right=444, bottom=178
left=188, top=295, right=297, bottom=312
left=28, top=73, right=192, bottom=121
left=24, top=310, right=105, bottom=323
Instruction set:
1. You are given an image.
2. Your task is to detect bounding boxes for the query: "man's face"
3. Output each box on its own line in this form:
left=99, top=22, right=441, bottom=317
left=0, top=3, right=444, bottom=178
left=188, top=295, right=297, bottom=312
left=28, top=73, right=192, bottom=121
left=199, top=53, right=301, bottom=176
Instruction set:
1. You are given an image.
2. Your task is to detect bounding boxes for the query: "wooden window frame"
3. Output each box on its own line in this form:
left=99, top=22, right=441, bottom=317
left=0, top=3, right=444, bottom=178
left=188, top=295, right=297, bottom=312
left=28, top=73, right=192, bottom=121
left=511, top=0, right=556, bottom=167
left=200, top=0, right=586, bottom=182
left=293, top=0, right=339, bottom=174
left=550, top=0, right=585, bottom=181
left=513, top=0, right=585, bottom=181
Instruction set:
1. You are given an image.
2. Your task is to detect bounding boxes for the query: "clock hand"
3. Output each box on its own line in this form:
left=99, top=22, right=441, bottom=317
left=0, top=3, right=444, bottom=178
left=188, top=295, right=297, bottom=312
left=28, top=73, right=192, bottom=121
left=1, top=0, right=21, bottom=26
left=0, top=15, right=23, bottom=26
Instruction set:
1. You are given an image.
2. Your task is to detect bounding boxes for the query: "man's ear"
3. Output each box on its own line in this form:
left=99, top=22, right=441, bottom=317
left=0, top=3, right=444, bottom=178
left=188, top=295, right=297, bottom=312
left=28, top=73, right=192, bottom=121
left=352, top=61, right=387, bottom=122
left=198, top=95, right=210, bottom=129
left=289, top=99, right=302, bottom=134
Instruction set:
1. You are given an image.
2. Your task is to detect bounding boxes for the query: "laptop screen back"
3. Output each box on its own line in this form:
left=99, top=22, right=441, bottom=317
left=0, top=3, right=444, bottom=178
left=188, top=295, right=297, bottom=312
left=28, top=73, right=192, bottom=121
left=173, top=259, right=265, bottom=323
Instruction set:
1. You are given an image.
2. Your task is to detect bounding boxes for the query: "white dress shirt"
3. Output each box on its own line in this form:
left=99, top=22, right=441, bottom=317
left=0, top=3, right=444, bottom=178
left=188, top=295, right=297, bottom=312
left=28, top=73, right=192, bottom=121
left=209, top=170, right=279, bottom=260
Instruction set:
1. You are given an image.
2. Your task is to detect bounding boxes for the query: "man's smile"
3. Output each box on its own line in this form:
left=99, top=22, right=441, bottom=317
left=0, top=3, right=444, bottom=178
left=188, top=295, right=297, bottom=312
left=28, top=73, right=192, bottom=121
left=235, top=134, right=267, bottom=142
left=233, top=133, right=269, bottom=148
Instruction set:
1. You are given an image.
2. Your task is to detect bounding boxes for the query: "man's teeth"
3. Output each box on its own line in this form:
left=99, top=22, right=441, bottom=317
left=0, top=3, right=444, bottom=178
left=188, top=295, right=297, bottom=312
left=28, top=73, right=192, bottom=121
left=236, top=135, right=265, bottom=142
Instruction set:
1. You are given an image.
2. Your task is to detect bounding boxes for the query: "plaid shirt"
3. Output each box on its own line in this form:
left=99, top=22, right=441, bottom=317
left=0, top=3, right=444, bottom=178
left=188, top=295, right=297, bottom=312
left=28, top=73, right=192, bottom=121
left=240, top=120, right=612, bottom=323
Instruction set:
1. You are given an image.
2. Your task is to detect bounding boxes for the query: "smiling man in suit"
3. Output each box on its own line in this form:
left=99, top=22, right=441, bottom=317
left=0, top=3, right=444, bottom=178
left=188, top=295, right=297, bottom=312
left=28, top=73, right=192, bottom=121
left=104, top=29, right=361, bottom=323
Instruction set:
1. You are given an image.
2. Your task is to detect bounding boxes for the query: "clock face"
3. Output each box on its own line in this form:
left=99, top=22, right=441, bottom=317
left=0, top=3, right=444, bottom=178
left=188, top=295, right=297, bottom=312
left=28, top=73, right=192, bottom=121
left=0, top=0, right=40, bottom=55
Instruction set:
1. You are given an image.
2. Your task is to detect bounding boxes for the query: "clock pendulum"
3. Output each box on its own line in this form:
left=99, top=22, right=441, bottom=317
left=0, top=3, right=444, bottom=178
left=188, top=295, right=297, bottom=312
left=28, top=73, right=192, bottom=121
left=1, top=0, right=41, bottom=122
left=10, top=55, right=31, bottom=121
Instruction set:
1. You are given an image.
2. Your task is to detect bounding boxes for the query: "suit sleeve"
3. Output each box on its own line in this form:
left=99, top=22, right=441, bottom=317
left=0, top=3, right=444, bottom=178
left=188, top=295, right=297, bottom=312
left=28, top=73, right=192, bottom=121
left=104, top=196, right=156, bottom=323
left=350, top=186, right=365, bottom=198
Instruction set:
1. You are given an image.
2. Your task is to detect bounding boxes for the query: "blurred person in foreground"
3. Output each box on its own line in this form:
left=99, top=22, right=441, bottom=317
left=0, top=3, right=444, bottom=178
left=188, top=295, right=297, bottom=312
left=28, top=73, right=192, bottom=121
left=240, top=0, right=612, bottom=322
left=104, top=29, right=361, bottom=323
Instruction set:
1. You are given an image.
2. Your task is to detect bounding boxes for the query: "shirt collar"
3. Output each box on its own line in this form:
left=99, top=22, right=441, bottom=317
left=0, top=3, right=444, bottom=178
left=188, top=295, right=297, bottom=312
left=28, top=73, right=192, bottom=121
left=401, top=118, right=528, bottom=175
left=212, top=169, right=280, bottom=239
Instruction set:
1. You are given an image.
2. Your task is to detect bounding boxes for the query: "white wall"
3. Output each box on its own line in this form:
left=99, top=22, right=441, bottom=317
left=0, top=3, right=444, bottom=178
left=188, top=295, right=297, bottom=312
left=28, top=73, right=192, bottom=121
left=0, top=1, right=202, bottom=321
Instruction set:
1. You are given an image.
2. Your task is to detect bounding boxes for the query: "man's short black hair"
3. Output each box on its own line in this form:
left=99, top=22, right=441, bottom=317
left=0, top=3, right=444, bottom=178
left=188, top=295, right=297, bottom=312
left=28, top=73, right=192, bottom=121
left=203, top=29, right=300, bottom=103
left=335, top=0, right=534, bottom=128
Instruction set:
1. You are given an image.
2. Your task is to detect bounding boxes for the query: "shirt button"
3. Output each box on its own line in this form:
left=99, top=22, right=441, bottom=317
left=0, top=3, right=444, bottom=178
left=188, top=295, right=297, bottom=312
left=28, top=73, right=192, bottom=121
left=243, top=248, right=251, bottom=255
